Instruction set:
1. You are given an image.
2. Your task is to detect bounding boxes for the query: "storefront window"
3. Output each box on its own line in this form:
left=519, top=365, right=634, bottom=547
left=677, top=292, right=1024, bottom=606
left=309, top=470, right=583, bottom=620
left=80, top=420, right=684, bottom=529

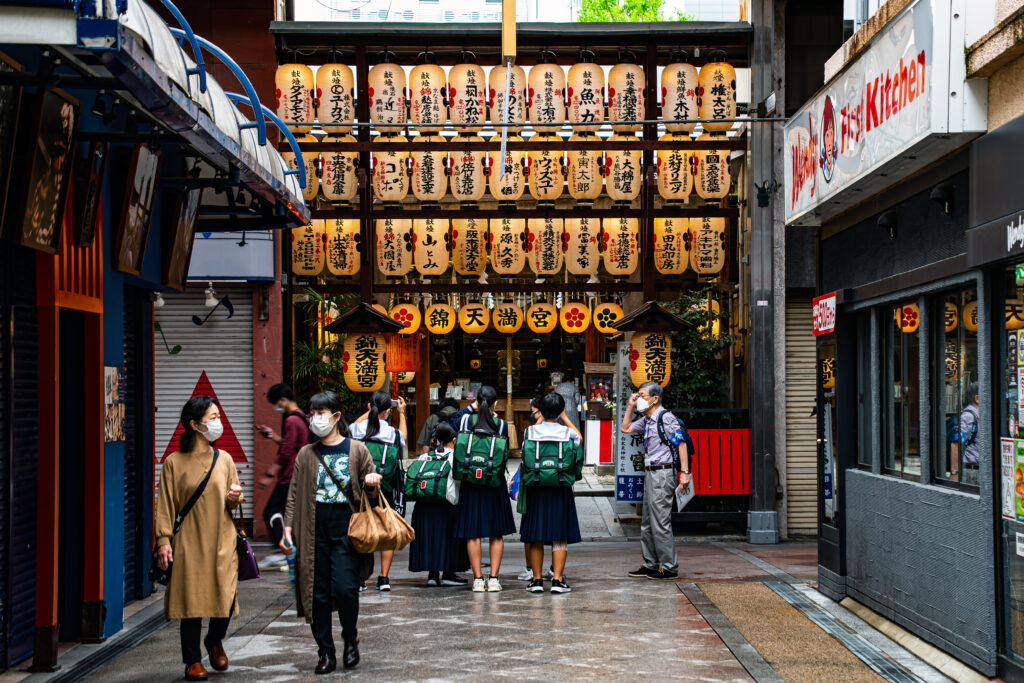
left=1001, top=264, right=1024, bottom=664
left=883, top=303, right=921, bottom=478
left=933, top=287, right=979, bottom=487
left=856, top=312, right=871, bottom=468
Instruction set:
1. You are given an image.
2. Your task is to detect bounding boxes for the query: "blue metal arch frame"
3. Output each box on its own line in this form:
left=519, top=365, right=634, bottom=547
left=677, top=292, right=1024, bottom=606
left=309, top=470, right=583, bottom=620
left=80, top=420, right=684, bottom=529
left=157, top=0, right=207, bottom=94
left=226, top=91, right=307, bottom=190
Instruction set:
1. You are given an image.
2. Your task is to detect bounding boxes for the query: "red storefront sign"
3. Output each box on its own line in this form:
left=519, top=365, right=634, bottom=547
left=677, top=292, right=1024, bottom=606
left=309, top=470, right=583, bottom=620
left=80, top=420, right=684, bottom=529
left=812, top=292, right=837, bottom=336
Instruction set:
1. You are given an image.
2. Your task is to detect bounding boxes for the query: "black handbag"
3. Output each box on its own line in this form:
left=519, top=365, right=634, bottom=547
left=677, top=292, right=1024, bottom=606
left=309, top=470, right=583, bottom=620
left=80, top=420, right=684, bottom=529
left=235, top=506, right=260, bottom=581
left=149, top=450, right=220, bottom=586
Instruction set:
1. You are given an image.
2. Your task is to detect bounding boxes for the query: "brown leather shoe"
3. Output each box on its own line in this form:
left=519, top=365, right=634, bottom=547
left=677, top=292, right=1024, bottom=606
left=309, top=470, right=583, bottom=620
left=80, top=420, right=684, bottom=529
left=205, top=642, right=229, bottom=672
left=184, top=662, right=209, bottom=681
left=315, top=653, right=337, bottom=674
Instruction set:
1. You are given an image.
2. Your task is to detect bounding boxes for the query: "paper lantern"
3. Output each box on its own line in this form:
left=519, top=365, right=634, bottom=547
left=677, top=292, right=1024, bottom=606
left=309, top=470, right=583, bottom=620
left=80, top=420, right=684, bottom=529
left=321, top=134, right=358, bottom=204
left=315, top=63, right=354, bottom=135
left=526, top=302, right=558, bottom=333
left=488, top=134, right=525, bottom=202
left=566, top=134, right=603, bottom=202
left=689, top=217, right=726, bottom=278
left=368, top=56, right=406, bottom=126
left=528, top=55, right=565, bottom=134
left=275, top=63, right=314, bottom=133
left=414, top=218, right=450, bottom=277
left=493, top=302, right=524, bottom=334
left=560, top=301, right=591, bottom=333
left=409, top=54, right=446, bottom=132
left=390, top=302, right=421, bottom=335
left=656, top=133, right=693, bottom=202
left=1008, top=299, right=1024, bottom=330
left=324, top=219, right=360, bottom=276
left=527, top=218, right=564, bottom=276
left=899, top=303, right=920, bottom=333
left=695, top=134, right=731, bottom=199
left=397, top=371, right=415, bottom=384
left=448, top=53, right=486, bottom=132
left=291, top=220, right=324, bottom=276
left=822, top=357, right=835, bottom=390
left=602, top=217, right=639, bottom=276
left=605, top=133, right=642, bottom=203
left=698, top=299, right=721, bottom=338
left=372, top=134, right=409, bottom=203
left=697, top=61, right=737, bottom=133
left=944, top=302, right=958, bottom=333
left=424, top=303, right=456, bottom=334
left=452, top=218, right=488, bottom=276
left=343, top=333, right=386, bottom=393
left=608, top=55, right=644, bottom=133
left=450, top=136, right=486, bottom=203
left=371, top=303, right=387, bottom=316
left=458, top=302, right=490, bottom=335
left=410, top=135, right=448, bottom=203
left=527, top=137, right=564, bottom=202
left=964, top=301, right=979, bottom=332
left=283, top=134, right=320, bottom=203
left=488, top=63, right=526, bottom=133
left=567, top=51, right=604, bottom=133
left=593, top=302, right=624, bottom=334
left=489, top=218, right=526, bottom=275
left=375, top=218, right=413, bottom=277
left=564, top=217, right=599, bottom=277
left=629, top=332, right=671, bottom=388
left=653, top=218, right=689, bottom=275
left=662, top=60, right=698, bottom=133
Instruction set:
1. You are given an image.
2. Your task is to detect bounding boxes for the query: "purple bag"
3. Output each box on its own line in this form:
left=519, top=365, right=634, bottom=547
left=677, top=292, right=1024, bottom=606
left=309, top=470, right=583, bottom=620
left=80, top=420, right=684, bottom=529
left=235, top=508, right=260, bottom=581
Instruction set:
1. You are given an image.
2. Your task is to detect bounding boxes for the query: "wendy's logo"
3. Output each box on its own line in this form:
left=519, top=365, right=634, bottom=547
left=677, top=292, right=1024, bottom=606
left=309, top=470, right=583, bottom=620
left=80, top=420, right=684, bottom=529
left=819, top=95, right=837, bottom=183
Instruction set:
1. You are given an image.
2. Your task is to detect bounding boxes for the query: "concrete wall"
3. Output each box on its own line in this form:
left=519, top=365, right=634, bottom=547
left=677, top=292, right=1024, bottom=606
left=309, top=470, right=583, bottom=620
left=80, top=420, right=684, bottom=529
left=988, top=52, right=1024, bottom=129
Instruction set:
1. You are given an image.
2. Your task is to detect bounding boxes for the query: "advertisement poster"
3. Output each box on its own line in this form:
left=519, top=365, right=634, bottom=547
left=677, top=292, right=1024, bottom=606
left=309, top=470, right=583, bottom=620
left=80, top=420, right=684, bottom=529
left=1016, top=440, right=1024, bottom=522
left=615, top=341, right=645, bottom=503
left=1003, top=438, right=1016, bottom=521
left=104, top=366, right=125, bottom=443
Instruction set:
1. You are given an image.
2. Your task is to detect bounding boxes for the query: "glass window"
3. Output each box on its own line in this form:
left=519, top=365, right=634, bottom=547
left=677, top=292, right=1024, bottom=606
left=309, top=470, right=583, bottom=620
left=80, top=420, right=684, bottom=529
left=884, top=303, right=921, bottom=478
left=856, top=312, right=872, bottom=468
left=821, top=338, right=838, bottom=524
left=933, top=287, right=979, bottom=487
left=1001, top=264, right=1024, bottom=663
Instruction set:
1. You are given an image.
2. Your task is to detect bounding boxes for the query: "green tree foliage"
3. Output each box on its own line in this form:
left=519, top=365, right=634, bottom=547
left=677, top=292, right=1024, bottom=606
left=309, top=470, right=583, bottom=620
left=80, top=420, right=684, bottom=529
left=661, top=287, right=734, bottom=409
left=291, top=288, right=362, bottom=414
left=578, top=0, right=695, bottom=22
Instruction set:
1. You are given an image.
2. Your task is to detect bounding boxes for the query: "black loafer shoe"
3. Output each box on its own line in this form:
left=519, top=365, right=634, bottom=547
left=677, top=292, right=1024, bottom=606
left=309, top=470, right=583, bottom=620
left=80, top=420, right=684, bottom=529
left=315, top=653, right=337, bottom=674
left=343, top=640, right=360, bottom=669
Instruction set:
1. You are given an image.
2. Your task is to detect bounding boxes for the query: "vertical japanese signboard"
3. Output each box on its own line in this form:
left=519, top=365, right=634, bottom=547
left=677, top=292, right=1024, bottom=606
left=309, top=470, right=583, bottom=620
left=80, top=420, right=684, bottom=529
left=616, top=341, right=645, bottom=503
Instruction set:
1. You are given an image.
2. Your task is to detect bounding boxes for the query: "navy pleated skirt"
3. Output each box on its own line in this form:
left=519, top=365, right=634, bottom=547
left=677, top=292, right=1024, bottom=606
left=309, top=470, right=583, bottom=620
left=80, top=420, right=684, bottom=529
left=453, top=480, right=517, bottom=539
left=519, top=486, right=582, bottom=544
left=408, top=501, right=470, bottom=573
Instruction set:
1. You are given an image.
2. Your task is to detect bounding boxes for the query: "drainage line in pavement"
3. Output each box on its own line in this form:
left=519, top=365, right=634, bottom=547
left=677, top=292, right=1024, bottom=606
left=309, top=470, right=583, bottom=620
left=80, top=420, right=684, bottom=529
left=45, top=611, right=170, bottom=683
left=711, top=542, right=802, bottom=584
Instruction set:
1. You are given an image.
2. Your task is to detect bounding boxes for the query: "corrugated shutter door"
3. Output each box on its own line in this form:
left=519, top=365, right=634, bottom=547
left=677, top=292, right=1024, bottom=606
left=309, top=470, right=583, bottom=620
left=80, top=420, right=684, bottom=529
left=123, top=291, right=138, bottom=603
left=154, top=285, right=255, bottom=520
left=785, top=299, right=818, bottom=536
left=0, top=263, right=7, bottom=670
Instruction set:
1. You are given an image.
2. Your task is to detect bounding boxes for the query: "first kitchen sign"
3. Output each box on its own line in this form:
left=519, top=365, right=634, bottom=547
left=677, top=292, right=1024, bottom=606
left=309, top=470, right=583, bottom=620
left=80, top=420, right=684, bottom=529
left=784, top=0, right=986, bottom=226
left=812, top=292, right=837, bottom=336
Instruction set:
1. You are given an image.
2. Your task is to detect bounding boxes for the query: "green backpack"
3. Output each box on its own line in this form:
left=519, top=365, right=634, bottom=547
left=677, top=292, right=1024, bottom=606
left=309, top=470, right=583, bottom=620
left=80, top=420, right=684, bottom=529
left=453, top=417, right=508, bottom=487
left=362, top=431, right=401, bottom=494
left=521, top=437, right=583, bottom=487
left=404, top=453, right=452, bottom=503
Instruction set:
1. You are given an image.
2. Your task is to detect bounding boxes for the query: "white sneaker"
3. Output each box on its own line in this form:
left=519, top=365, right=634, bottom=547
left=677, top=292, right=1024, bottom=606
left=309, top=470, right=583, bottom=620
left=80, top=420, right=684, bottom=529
left=487, top=577, right=503, bottom=592
left=259, top=553, right=286, bottom=569
left=543, top=567, right=554, bottom=579
left=472, top=577, right=487, bottom=592
left=518, top=567, right=533, bottom=581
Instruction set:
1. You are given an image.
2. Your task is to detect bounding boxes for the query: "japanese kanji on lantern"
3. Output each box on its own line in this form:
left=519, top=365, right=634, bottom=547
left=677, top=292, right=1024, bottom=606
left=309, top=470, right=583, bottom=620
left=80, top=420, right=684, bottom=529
left=489, top=218, right=526, bottom=276
left=343, top=333, right=386, bottom=392
left=450, top=137, right=486, bottom=204
left=397, top=371, right=415, bottom=384
left=449, top=51, right=486, bottom=133
left=653, top=218, right=689, bottom=275
left=410, top=136, right=448, bottom=204
left=964, top=301, right=979, bottom=332
left=689, top=217, right=725, bottom=278
left=527, top=139, right=564, bottom=203
left=608, top=53, right=644, bottom=133
left=697, top=60, right=737, bottom=133
left=695, top=134, right=732, bottom=200
left=567, top=50, right=604, bottom=133
left=321, top=134, right=358, bottom=205
left=944, top=302, right=958, bottom=332
left=528, top=53, right=565, bottom=134
left=528, top=218, right=564, bottom=276
left=489, top=62, right=526, bottom=133
left=560, top=300, right=591, bottom=333
left=629, top=332, right=672, bottom=387
left=488, top=135, right=525, bottom=203
left=276, top=63, right=314, bottom=132
left=375, top=218, right=413, bottom=277
left=564, top=217, right=599, bottom=277
left=458, top=301, right=490, bottom=335
left=1007, top=299, right=1024, bottom=330
left=368, top=53, right=406, bottom=127
left=566, top=134, right=603, bottom=203
left=414, top=218, right=449, bottom=277
left=324, top=219, right=360, bottom=276
left=493, top=301, right=524, bottom=334
left=898, top=303, right=920, bottom=333
left=424, top=302, right=456, bottom=334
left=452, top=218, right=488, bottom=276
left=526, top=301, right=558, bottom=333
left=662, top=56, right=698, bottom=133
left=409, top=52, right=446, bottom=132
left=315, top=63, right=354, bottom=135
left=656, top=133, right=693, bottom=203
left=606, top=134, right=642, bottom=204
left=593, top=302, right=624, bottom=334
left=372, top=135, right=409, bottom=203
left=390, top=302, right=422, bottom=335
left=291, top=220, right=325, bottom=276
left=602, top=217, right=639, bottom=277
left=283, top=134, right=320, bottom=203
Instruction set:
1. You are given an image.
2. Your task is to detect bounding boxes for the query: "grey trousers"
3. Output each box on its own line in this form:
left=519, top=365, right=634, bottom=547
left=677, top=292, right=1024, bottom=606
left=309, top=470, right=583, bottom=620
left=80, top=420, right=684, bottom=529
left=640, top=468, right=678, bottom=572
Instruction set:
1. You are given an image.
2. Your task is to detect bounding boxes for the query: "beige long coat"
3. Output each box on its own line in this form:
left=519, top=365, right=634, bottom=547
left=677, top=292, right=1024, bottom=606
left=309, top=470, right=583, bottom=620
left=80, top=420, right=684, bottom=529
left=155, top=449, right=242, bottom=620
left=284, top=440, right=377, bottom=623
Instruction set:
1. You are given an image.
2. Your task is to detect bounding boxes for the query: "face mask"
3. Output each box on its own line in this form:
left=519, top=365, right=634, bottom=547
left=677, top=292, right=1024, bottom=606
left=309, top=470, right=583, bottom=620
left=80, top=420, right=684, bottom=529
left=310, top=413, right=337, bottom=438
left=635, top=397, right=650, bottom=413
left=200, top=418, right=224, bottom=442
left=274, top=405, right=286, bottom=414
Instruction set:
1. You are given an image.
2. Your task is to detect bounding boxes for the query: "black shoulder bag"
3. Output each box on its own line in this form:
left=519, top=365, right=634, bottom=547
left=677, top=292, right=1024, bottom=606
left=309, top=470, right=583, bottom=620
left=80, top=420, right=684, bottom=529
left=149, top=449, right=220, bottom=586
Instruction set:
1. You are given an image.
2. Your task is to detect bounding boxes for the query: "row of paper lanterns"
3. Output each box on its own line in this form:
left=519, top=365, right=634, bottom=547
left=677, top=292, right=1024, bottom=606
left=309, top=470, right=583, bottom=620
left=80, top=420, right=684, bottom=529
left=284, top=131, right=732, bottom=205
left=290, top=216, right=725, bottom=279
left=374, top=299, right=626, bottom=336
left=276, top=52, right=736, bottom=134
left=897, top=299, right=1022, bottom=334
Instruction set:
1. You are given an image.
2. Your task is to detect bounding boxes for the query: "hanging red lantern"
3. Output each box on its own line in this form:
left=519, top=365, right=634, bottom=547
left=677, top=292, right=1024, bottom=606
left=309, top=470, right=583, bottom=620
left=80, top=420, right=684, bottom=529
left=528, top=52, right=565, bottom=134
left=315, top=63, right=354, bottom=135
left=567, top=50, right=604, bottom=133
left=448, top=51, right=486, bottom=133
left=662, top=57, right=698, bottom=133
left=414, top=218, right=449, bottom=277
left=608, top=53, right=644, bottom=133
left=324, top=219, right=360, bottom=276
left=527, top=218, right=564, bottom=276
left=490, top=218, right=526, bottom=275
left=409, top=52, right=446, bottom=132
left=275, top=63, right=315, bottom=133
left=697, top=60, right=737, bottom=133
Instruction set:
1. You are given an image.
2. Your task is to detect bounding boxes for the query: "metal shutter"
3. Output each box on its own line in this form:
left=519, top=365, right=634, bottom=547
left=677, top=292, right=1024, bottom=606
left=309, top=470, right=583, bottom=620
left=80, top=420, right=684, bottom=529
left=0, top=254, right=8, bottom=670
left=785, top=298, right=818, bottom=536
left=154, top=285, right=255, bottom=520
left=123, top=286, right=153, bottom=603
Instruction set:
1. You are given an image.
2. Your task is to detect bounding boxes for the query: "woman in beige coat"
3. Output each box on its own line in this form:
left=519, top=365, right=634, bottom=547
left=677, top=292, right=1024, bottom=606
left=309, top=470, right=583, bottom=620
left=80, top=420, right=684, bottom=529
left=155, top=396, right=243, bottom=681
left=283, top=391, right=381, bottom=674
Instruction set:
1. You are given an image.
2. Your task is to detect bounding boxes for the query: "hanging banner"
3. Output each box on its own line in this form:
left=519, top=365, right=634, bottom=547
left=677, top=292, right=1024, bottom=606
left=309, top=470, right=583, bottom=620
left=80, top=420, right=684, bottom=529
left=616, top=341, right=645, bottom=503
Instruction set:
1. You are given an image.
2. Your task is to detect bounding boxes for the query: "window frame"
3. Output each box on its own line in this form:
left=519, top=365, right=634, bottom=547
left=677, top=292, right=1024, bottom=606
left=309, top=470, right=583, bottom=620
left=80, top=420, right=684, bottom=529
left=882, top=303, right=922, bottom=481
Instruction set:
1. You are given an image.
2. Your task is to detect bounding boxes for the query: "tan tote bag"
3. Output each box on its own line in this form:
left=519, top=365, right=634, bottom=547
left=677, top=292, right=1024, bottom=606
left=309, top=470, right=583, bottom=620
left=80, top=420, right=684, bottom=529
left=347, top=490, right=415, bottom=553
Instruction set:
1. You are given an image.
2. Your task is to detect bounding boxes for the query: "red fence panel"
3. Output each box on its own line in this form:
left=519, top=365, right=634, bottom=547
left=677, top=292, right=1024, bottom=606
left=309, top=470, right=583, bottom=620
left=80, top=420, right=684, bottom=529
left=689, top=428, right=751, bottom=495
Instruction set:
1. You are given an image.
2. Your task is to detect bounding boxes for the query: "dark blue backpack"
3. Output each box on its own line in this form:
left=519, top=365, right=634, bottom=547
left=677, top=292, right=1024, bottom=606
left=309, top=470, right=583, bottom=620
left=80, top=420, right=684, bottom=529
left=655, top=410, right=696, bottom=473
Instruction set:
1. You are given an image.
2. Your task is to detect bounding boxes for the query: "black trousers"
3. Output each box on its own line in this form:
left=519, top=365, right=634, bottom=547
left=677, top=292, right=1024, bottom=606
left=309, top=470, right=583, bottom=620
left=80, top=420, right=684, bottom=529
left=263, top=482, right=290, bottom=546
left=180, top=616, right=231, bottom=666
left=312, top=502, right=359, bottom=656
